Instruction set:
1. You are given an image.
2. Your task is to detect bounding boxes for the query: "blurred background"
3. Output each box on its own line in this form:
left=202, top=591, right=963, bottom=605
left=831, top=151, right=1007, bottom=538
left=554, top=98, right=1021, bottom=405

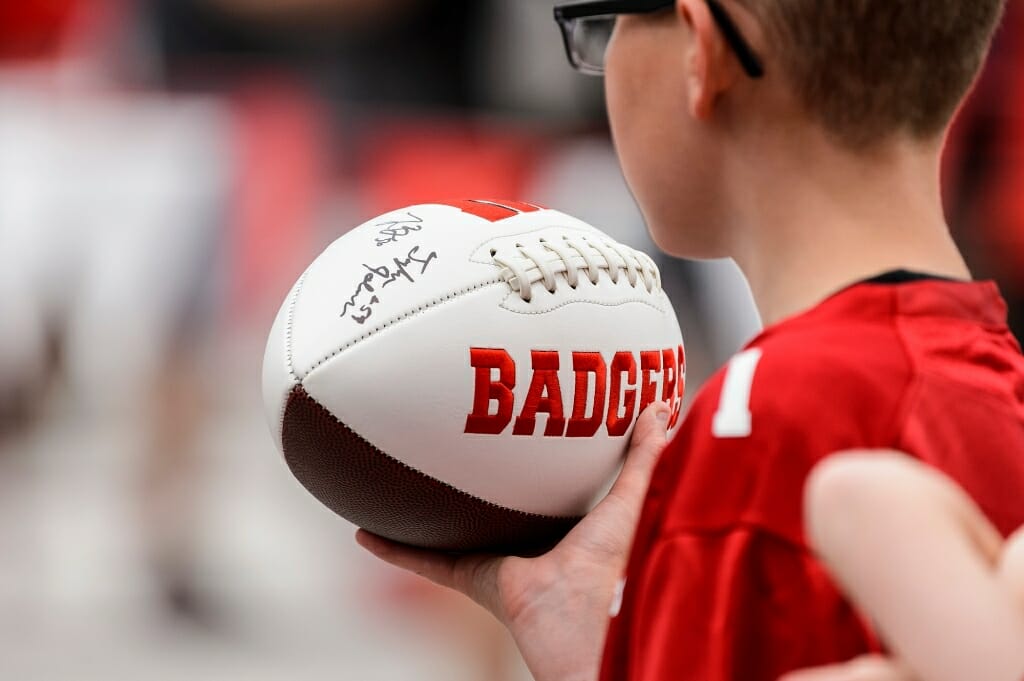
left=0, top=1, right=1020, bottom=679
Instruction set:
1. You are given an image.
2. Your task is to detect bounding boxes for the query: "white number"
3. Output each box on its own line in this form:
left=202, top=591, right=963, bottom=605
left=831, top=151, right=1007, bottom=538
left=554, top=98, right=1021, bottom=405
left=712, top=349, right=763, bottom=439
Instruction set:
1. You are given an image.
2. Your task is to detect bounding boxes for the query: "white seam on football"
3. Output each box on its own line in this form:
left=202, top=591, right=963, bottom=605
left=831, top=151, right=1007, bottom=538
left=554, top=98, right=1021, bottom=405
left=500, top=295, right=668, bottom=316
left=467, top=198, right=522, bottom=213
left=285, top=271, right=308, bottom=384
left=299, top=278, right=507, bottom=379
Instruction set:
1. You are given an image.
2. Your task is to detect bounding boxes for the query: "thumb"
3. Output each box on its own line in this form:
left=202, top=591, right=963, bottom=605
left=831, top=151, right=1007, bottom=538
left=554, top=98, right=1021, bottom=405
left=606, top=402, right=670, bottom=506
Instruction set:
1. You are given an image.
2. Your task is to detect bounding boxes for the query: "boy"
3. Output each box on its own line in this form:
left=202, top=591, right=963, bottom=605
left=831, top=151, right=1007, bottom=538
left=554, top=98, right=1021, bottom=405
left=357, top=0, right=1024, bottom=678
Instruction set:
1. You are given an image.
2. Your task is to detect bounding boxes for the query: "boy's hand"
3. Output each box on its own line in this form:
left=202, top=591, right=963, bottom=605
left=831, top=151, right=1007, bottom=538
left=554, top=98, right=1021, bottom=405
left=780, top=656, right=917, bottom=681
left=356, top=402, right=671, bottom=681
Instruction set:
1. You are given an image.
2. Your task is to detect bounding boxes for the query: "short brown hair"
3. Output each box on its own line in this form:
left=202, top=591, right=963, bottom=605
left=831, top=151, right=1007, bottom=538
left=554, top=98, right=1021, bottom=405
left=739, top=0, right=1006, bottom=147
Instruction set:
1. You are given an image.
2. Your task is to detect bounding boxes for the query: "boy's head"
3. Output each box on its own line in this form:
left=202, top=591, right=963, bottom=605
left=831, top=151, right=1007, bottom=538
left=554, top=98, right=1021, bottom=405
left=589, top=0, right=1005, bottom=257
left=732, top=0, right=1004, bottom=147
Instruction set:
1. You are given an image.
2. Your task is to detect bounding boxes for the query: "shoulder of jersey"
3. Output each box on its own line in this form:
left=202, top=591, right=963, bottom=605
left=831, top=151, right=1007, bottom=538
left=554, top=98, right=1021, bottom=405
left=699, top=319, right=914, bottom=441
left=659, top=321, right=917, bottom=541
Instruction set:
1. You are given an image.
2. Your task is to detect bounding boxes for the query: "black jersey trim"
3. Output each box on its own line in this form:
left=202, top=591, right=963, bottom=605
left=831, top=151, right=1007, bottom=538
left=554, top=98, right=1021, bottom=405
left=861, top=270, right=963, bottom=286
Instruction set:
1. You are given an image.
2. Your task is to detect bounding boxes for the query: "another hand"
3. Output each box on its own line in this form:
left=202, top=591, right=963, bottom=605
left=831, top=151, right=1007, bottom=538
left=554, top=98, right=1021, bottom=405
left=780, top=655, right=917, bottom=681
left=356, top=402, right=671, bottom=681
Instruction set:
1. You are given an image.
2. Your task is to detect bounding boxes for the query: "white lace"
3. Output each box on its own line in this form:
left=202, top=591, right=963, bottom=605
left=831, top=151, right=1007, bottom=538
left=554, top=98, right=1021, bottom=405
left=492, top=234, right=660, bottom=302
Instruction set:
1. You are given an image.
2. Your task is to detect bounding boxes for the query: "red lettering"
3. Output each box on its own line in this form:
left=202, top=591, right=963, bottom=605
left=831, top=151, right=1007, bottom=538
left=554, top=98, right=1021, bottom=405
left=514, top=351, right=566, bottom=436
left=606, top=352, right=638, bottom=437
left=669, top=344, right=687, bottom=429
left=464, top=348, right=516, bottom=434
left=435, top=199, right=543, bottom=223
left=661, top=348, right=677, bottom=404
left=566, top=352, right=607, bottom=438
left=639, top=351, right=662, bottom=414
left=468, top=346, right=685, bottom=437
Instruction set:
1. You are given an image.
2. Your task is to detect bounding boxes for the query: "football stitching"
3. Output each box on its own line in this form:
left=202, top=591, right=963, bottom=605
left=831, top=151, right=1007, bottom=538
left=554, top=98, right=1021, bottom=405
left=285, top=271, right=309, bottom=384
left=466, top=224, right=597, bottom=265
left=297, top=278, right=671, bottom=379
left=295, top=387, right=582, bottom=521
left=299, top=278, right=507, bottom=379
left=481, top=231, right=663, bottom=301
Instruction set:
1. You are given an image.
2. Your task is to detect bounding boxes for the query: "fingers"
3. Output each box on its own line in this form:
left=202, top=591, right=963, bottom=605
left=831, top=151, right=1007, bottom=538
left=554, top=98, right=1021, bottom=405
left=607, top=402, right=670, bottom=505
left=355, top=529, right=506, bottom=620
left=356, top=529, right=457, bottom=584
left=779, top=656, right=915, bottom=681
left=355, top=403, right=670, bottom=628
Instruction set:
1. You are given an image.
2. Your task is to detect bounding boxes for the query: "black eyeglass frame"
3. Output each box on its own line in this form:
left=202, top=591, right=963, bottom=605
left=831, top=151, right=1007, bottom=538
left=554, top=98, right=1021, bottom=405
left=553, top=0, right=764, bottom=79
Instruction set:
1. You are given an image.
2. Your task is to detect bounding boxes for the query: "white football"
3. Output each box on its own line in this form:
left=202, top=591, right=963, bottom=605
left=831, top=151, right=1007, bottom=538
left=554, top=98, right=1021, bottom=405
left=263, top=200, right=686, bottom=553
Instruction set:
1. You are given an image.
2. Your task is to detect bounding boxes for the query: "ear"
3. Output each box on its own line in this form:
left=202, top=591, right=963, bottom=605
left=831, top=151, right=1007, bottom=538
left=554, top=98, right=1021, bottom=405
left=677, top=0, right=740, bottom=120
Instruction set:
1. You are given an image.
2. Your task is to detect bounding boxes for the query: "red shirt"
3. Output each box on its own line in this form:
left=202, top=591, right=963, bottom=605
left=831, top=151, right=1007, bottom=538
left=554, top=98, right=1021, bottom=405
left=600, top=275, right=1024, bottom=681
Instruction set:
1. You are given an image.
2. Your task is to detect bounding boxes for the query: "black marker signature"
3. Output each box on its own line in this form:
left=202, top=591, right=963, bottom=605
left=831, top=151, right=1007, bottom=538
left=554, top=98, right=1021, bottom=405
left=375, top=212, right=425, bottom=247
left=340, top=246, right=439, bottom=325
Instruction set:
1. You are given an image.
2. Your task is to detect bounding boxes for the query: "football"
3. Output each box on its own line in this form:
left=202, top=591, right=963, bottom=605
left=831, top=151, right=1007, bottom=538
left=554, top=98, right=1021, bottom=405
left=262, top=200, right=686, bottom=554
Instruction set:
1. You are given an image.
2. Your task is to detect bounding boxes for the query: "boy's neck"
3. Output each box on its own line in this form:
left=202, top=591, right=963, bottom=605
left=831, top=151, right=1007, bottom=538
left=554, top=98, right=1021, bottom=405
left=727, top=133, right=971, bottom=327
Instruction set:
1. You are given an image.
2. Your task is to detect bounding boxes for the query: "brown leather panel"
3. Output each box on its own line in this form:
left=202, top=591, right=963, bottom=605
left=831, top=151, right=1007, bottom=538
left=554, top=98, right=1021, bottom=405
left=282, top=386, right=581, bottom=554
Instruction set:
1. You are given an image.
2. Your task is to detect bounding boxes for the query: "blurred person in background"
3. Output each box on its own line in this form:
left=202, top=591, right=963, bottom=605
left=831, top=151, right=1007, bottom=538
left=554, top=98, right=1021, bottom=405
left=0, top=0, right=233, bottom=631
left=0, top=0, right=80, bottom=437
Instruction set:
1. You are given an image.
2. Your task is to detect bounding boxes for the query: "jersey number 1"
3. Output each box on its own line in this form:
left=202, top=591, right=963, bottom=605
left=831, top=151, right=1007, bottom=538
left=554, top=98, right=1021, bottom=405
left=712, top=349, right=763, bottom=439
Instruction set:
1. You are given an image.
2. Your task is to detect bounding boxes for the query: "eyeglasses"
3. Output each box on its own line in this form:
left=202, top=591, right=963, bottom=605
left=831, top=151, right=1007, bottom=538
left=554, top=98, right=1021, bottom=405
left=554, top=0, right=764, bottom=78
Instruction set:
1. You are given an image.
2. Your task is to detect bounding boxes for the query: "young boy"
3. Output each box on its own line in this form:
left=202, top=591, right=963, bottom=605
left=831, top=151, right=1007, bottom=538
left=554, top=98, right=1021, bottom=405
left=357, top=0, right=1024, bottom=679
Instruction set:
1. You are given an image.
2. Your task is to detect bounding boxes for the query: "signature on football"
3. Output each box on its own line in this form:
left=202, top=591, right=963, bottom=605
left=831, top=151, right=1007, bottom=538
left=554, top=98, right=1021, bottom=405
left=340, top=246, right=439, bottom=325
left=375, top=212, right=425, bottom=247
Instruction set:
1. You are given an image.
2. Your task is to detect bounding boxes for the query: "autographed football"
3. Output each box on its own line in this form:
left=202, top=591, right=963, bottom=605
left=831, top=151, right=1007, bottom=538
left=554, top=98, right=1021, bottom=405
left=263, top=200, right=686, bottom=554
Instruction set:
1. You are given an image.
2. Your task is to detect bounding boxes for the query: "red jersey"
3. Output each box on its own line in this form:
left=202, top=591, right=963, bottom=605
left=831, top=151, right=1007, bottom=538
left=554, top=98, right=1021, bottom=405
left=600, top=274, right=1024, bottom=681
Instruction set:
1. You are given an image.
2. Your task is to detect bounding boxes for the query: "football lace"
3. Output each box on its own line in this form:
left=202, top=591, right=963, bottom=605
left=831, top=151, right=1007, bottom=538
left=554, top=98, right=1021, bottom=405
left=492, top=234, right=661, bottom=303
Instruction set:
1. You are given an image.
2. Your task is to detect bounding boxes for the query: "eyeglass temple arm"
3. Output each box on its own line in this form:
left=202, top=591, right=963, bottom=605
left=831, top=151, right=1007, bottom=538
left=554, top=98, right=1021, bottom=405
left=705, top=0, right=764, bottom=78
